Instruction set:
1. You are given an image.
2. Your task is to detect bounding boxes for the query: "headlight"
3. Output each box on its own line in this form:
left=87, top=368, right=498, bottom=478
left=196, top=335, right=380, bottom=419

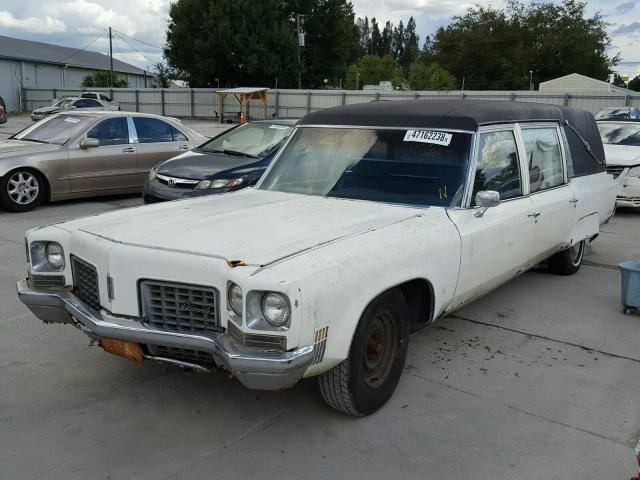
left=45, top=242, right=65, bottom=270
left=195, top=178, right=243, bottom=190
left=228, top=283, right=243, bottom=316
left=261, top=292, right=291, bottom=326
left=628, top=166, right=640, bottom=178
left=148, top=168, right=157, bottom=182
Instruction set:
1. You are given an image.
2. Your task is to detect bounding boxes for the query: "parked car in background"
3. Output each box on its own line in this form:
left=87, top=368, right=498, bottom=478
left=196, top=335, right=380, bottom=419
left=0, top=96, right=7, bottom=124
left=598, top=120, right=640, bottom=208
left=144, top=118, right=297, bottom=203
left=81, top=92, right=113, bottom=102
left=0, top=111, right=205, bottom=211
left=595, top=106, right=640, bottom=121
left=30, top=97, right=119, bottom=122
left=17, top=100, right=617, bottom=415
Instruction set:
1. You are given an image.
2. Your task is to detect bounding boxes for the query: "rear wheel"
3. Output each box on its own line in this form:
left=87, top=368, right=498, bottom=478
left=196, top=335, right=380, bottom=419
left=318, top=289, right=409, bottom=416
left=548, top=240, right=585, bottom=275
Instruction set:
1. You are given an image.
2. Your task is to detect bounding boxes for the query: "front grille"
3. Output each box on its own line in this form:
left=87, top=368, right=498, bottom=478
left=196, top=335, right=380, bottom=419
left=71, top=256, right=100, bottom=310
left=155, top=174, right=198, bottom=190
left=607, top=166, right=625, bottom=179
left=31, top=274, right=66, bottom=288
left=140, top=280, right=220, bottom=333
left=227, top=321, right=286, bottom=351
left=146, top=344, right=215, bottom=365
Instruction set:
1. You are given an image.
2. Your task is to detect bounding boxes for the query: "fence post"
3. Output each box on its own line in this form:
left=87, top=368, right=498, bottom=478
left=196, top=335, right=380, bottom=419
left=563, top=93, right=571, bottom=107
left=190, top=89, right=195, bottom=117
left=510, top=93, right=516, bottom=102
left=52, top=88, right=57, bottom=101
left=109, top=88, right=113, bottom=101
left=341, top=92, right=346, bottom=105
left=625, top=94, right=632, bottom=107
left=161, top=89, right=165, bottom=116
left=376, top=92, right=381, bottom=101
left=306, top=91, right=311, bottom=114
left=21, top=87, right=27, bottom=112
left=274, top=91, right=280, bottom=117
left=135, top=89, right=139, bottom=112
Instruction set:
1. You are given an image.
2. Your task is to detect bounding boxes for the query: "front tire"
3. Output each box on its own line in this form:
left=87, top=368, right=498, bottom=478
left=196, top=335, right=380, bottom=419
left=548, top=240, right=585, bottom=275
left=0, top=170, right=46, bottom=212
left=318, top=289, right=409, bottom=416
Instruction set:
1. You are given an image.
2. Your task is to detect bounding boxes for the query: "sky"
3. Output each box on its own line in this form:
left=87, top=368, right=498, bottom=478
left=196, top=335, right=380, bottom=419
left=0, top=0, right=638, bottom=79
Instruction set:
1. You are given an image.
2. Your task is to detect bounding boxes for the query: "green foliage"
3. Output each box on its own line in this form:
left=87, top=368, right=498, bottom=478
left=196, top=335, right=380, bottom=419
left=408, top=62, right=457, bottom=90
left=154, top=61, right=180, bottom=88
left=628, top=76, right=640, bottom=92
left=81, top=71, right=127, bottom=88
left=345, top=55, right=399, bottom=89
left=426, top=0, right=618, bottom=90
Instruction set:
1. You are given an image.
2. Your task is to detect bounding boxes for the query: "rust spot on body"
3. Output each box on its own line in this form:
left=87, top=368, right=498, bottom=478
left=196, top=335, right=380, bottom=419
left=227, top=259, right=247, bottom=268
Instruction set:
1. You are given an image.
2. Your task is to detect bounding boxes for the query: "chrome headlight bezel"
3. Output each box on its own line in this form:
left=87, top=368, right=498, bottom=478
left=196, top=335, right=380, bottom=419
left=261, top=292, right=291, bottom=327
left=195, top=178, right=243, bottom=190
left=227, top=282, right=244, bottom=317
left=30, top=241, right=65, bottom=272
left=628, top=166, right=640, bottom=178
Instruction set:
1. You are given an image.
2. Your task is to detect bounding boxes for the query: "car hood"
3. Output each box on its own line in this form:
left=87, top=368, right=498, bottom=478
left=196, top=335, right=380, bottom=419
left=58, top=189, right=425, bottom=267
left=156, top=150, right=266, bottom=179
left=0, top=140, right=61, bottom=157
left=604, top=144, right=640, bottom=167
left=33, top=107, right=61, bottom=114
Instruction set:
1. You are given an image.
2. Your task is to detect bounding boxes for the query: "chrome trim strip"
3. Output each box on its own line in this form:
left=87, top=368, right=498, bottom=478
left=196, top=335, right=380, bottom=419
left=155, top=173, right=200, bottom=185
left=298, top=124, right=475, bottom=134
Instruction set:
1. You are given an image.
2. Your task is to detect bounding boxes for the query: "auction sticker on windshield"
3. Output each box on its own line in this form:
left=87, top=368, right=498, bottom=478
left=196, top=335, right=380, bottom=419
left=404, top=130, right=452, bottom=146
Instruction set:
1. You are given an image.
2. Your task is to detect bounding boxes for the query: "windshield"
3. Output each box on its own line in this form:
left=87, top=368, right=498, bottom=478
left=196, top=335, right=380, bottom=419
left=53, top=99, right=74, bottom=108
left=595, top=109, right=631, bottom=120
left=198, top=122, right=293, bottom=157
left=598, top=123, right=640, bottom=146
left=13, top=115, right=95, bottom=145
left=259, top=127, right=472, bottom=207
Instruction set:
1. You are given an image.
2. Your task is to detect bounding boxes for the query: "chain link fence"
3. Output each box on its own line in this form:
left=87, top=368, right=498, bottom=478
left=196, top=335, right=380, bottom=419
left=22, top=87, right=640, bottom=120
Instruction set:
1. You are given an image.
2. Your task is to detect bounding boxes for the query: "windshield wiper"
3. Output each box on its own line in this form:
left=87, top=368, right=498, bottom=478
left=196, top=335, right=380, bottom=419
left=209, top=149, right=258, bottom=158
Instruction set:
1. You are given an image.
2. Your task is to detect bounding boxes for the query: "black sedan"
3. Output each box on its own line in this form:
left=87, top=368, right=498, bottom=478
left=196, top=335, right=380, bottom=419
left=143, top=118, right=297, bottom=203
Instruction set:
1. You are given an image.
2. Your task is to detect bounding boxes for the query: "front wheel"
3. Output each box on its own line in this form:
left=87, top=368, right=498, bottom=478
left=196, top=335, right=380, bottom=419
left=318, top=289, right=409, bottom=416
left=548, top=240, right=585, bottom=275
left=0, top=170, right=46, bottom=212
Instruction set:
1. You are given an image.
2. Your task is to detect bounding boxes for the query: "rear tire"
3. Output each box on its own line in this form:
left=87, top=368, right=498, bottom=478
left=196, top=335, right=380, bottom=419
left=318, top=289, right=409, bottom=416
left=548, top=240, right=585, bottom=275
left=0, top=169, right=46, bottom=212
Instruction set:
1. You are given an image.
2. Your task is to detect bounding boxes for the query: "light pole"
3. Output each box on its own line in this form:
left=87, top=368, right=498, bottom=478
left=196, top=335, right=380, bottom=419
left=529, top=70, right=534, bottom=91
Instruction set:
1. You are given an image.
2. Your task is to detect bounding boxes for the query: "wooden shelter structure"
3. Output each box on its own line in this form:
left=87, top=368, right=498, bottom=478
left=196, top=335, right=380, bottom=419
left=216, top=87, right=269, bottom=123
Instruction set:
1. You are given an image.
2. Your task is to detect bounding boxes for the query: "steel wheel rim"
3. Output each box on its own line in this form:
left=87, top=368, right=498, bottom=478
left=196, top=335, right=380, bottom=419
left=363, top=311, right=397, bottom=389
left=570, top=241, right=583, bottom=265
left=7, top=171, right=39, bottom=205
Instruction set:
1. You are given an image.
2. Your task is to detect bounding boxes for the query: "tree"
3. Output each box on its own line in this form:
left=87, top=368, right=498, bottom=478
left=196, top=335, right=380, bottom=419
left=612, top=74, right=628, bottom=88
left=165, top=0, right=298, bottom=87
left=357, top=16, right=371, bottom=57
left=392, top=20, right=405, bottom=63
left=428, top=0, right=618, bottom=90
left=371, top=18, right=382, bottom=56
left=628, top=75, right=640, bottom=92
left=400, top=17, right=419, bottom=67
left=82, top=71, right=127, bottom=88
left=345, top=54, right=400, bottom=89
left=381, top=21, right=393, bottom=57
left=408, top=62, right=457, bottom=90
left=154, top=61, right=180, bottom=88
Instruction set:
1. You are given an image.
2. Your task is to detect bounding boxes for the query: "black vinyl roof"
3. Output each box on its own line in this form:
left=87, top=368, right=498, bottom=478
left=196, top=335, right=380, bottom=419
left=300, top=99, right=605, bottom=177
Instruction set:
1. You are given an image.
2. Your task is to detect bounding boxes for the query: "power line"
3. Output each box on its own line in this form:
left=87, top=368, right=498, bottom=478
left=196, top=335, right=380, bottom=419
left=58, top=30, right=108, bottom=62
left=114, top=31, right=160, bottom=66
left=112, top=30, right=163, bottom=50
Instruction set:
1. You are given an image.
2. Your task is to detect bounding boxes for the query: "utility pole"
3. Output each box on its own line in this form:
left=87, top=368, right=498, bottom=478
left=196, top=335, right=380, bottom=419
left=109, top=27, right=114, bottom=88
left=296, top=14, right=305, bottom=89
left=529, top=70, right=534, bottom=91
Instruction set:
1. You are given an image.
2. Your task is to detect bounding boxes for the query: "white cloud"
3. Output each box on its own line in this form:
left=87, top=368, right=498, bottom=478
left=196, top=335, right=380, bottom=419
left=0, top=10, right=66, bottom=33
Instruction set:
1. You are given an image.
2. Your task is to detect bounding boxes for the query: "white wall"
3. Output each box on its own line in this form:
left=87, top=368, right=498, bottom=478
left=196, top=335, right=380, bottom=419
left=0, top=59, right=148, bottom=111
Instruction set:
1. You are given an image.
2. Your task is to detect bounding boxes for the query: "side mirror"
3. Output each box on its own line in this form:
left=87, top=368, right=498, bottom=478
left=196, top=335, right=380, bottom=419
left=474, top=190, right=500, bottom=217
left=80, top=138, right=100, bottom=149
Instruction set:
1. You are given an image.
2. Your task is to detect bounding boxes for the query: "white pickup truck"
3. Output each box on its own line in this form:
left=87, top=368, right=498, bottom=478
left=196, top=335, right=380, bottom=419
left=17, top=100, right=617, bottom=416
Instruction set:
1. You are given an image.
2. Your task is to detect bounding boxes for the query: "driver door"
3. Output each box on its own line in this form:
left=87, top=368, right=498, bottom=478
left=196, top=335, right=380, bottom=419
left=446, top=127, right=538, bottom=311
left=68, top=117, right=138, bottom=192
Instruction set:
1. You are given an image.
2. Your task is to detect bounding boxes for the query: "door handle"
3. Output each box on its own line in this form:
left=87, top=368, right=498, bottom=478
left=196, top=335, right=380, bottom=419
left=122, top=147, right=135, bottom=153
left=178, top=144, right=189, bottom=150
left=527, top=212, right=541, bottom=219
left=569, top=198, right=579, bottom=205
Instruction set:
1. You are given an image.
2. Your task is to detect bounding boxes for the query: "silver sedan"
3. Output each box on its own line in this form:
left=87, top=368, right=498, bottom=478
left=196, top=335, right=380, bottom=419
left=0, top=111, right=205, bottom=211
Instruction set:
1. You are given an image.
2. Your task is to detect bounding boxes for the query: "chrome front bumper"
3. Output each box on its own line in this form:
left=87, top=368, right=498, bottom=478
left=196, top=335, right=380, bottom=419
left=16, top=279, right=314, bottom=390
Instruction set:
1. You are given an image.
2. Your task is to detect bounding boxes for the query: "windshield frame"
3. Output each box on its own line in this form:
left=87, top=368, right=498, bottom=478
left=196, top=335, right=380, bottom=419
left=256, top=124, right=476, bottom=209
left=10, top=113, right=97, bottom=146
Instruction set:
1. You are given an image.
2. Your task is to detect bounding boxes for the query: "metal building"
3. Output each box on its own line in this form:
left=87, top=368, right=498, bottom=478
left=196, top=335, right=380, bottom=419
left=539, top=73, right=630, bottom=94
left=0, top=35, right=151, bottom=112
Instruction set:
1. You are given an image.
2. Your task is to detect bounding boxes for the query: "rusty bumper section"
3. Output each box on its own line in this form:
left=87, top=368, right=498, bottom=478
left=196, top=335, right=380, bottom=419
left=16, top=279, right=313, bottom=390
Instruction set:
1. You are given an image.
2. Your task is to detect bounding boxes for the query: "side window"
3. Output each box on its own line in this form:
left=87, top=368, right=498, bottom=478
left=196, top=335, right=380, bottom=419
left=133, top=118, right=174, bottom=143
left=99, top=94, right=111, bottom=102
left=87, top=117, right=129, bottom=146
left=75, top=99, right=101, bottom=108
left=472, top=130, right=521, bottom=204
left=521, top=128, right=564, bottom=193
left=171, top=126, right=188, bottom=142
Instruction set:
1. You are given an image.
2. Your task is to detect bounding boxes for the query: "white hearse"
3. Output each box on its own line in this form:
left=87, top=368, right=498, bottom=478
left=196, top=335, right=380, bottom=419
left=18, top=100, right=617, bottom=415
left=598, top=120, right=640, bottom=208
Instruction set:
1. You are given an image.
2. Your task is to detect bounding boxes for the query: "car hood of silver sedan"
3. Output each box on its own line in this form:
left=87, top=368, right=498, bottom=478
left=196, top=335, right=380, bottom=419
left=57, top=189, right=426, bottom=267
left=0, top=140, right=61, bottom=158
left=604, top=144, right=640, bottom=167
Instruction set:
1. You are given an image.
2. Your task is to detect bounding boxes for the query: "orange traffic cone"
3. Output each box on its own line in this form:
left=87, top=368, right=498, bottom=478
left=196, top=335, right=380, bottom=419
left=239, top=111, right=246, bottom=124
